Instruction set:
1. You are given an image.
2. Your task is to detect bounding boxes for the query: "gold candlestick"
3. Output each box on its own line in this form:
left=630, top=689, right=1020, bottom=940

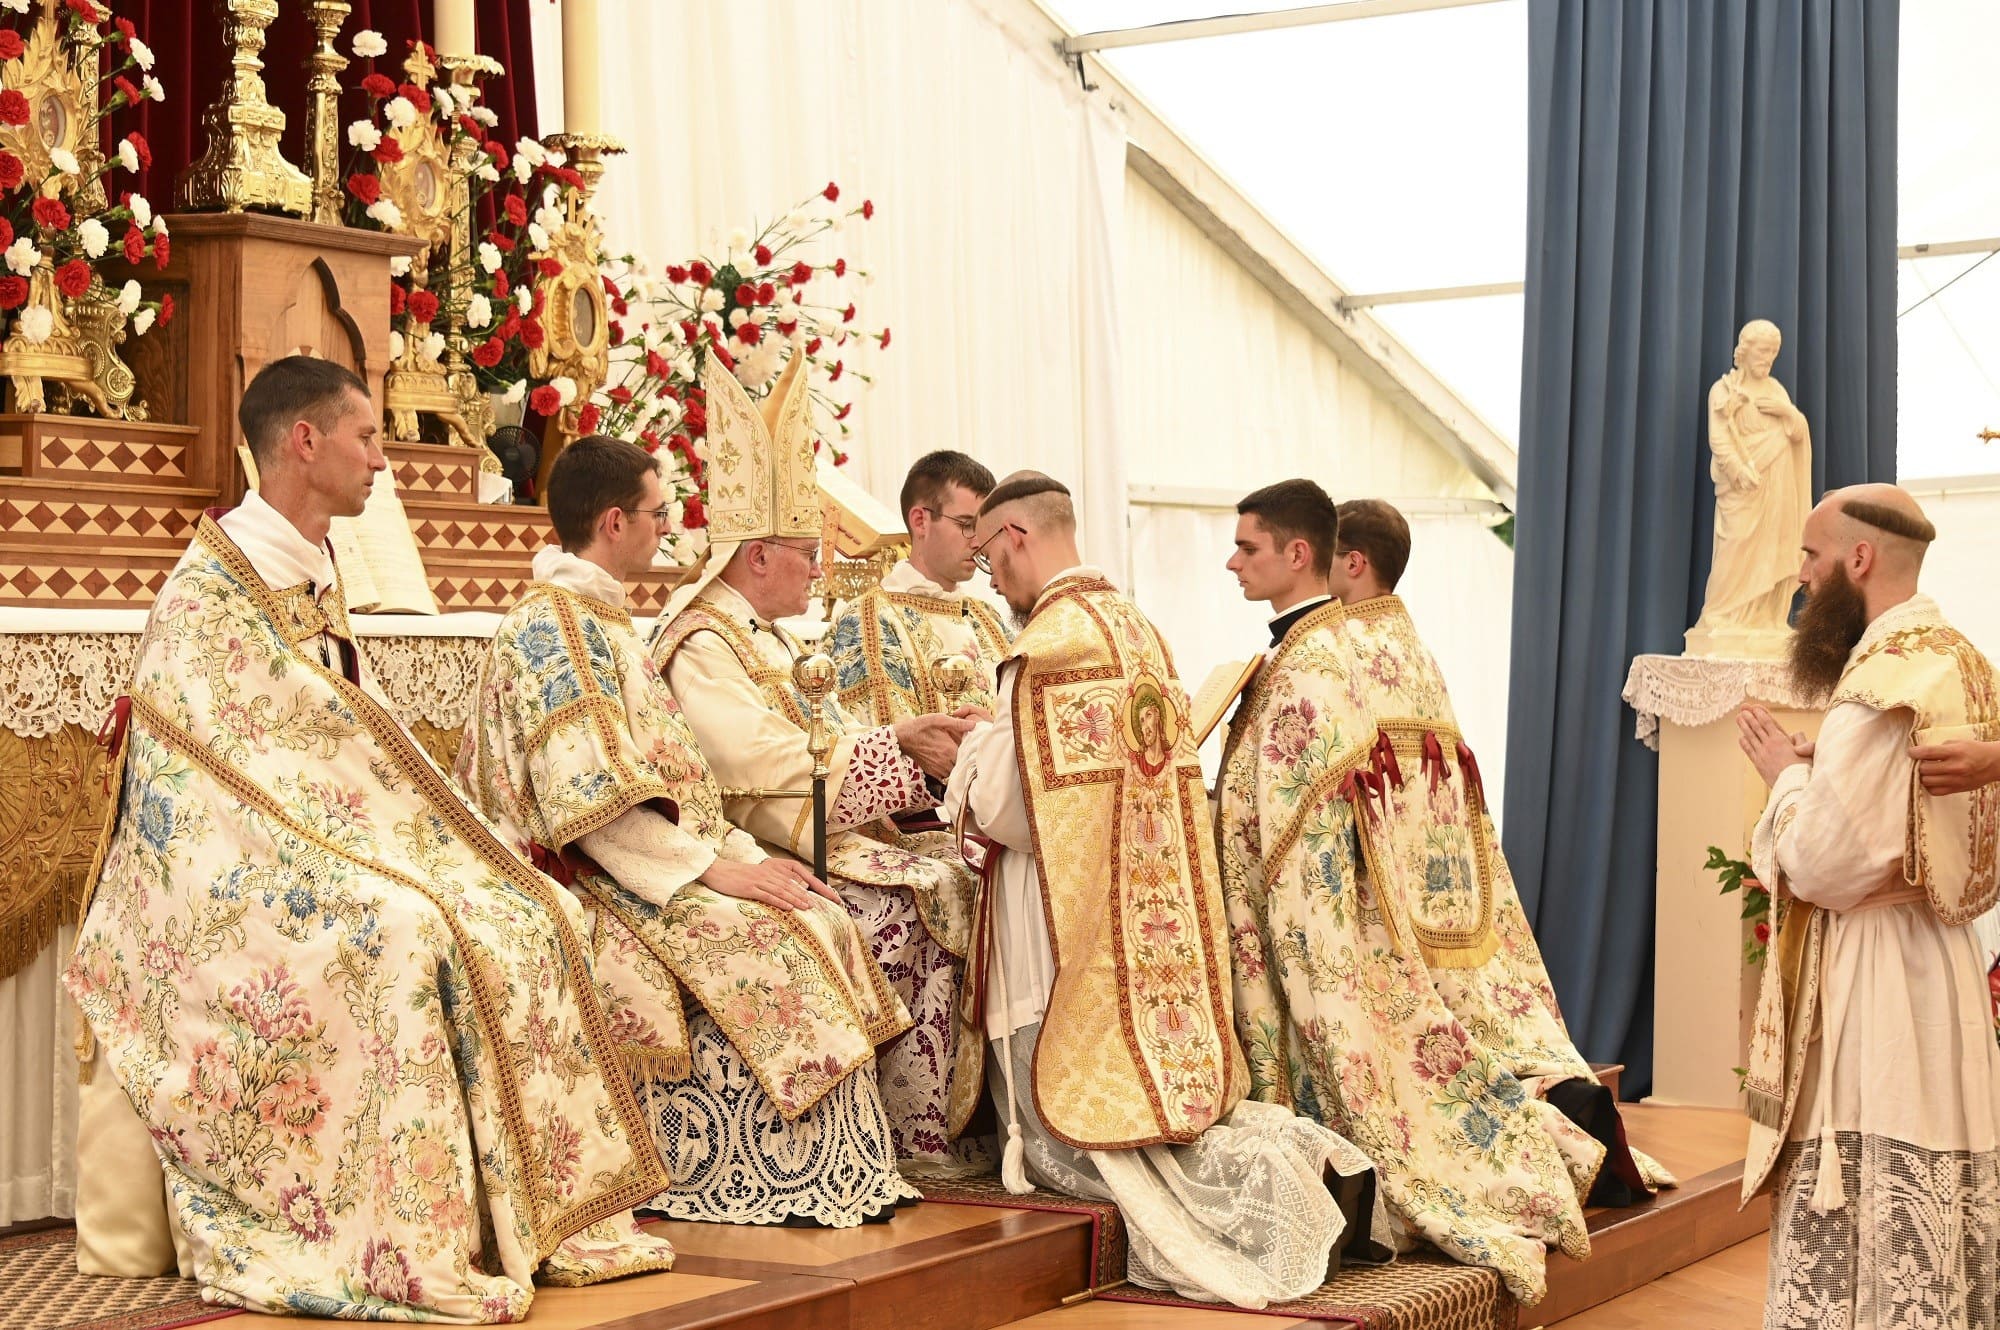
left=439, top=53, right=504, bottom=449
left=179, top=0, right=314, bottom=214
left=70, top=21, right=108, bottom=216
left=302, top=0, right=351, bottom=226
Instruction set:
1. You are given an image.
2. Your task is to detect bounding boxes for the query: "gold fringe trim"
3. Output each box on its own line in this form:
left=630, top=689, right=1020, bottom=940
left=1416, top=930, right=1501, bottom=969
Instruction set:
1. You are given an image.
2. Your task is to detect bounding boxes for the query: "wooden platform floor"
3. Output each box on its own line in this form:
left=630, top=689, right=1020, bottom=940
left=179, top=1104, right=1763, bottom=1330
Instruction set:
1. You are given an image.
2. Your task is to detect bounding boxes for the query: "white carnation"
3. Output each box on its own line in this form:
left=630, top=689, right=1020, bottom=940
left=512, top=156, right=532, bottom=184
left=129, top=37, right=155, bottom=71
left=18, top=306, right=52, bottom=343
left=727, top=309, right=749, bottom=329
left=502, top=378, right=526, bottom=404
left=533, top=204, right=563, bottom=235
left=352, top=29, right=388, bottom=58
left=388, top=329, right=406, bottom=360
left=422, top=331, right=446, bottom=362
left=116, top=139, right=140, bottom=172
left=388, top=255, right=412, bottom=277
left=49, top=147, right=78, bottom=175
left=515, top=137, right=546, bottom=168
left=526, top=222, right=550, bottom=252
left=4, top=237, right=41, bottom=277
left=466, top=294, right=493, bottom=328
left=130, top=307, right=156, bottom=336
left=142, top=75, right=164, bottom=102
left=697, top=288, right=724, bottom=314
left=545, top=148, right=566, bottom=167
left=470, top=106, right=499, bottom=128
left=476, top=163, right=500, bottom=183
left=432, top=86, right=455, bottom=117
left=477, top=242, right=502, bottom=274
left=346, top=120, right=382, bottom=152
left=0, top=0, right=30, bottom=12
left=150, top=214, right=168, bottom=236
left=384, top=97, right=418, bottom=129
left=551, top=375, right=578, bottom=406
left=366, top=198, right=404, bottom=229
left=515, top=287, right=533, bottom=315
left=117, top=280, right=142, bottom=316
left=129, top=195, right=152, bottom=228
left=77, top=217, right=109, bottom=259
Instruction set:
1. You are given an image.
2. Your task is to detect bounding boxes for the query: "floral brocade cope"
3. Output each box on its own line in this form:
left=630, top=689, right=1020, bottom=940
left=64, top=521, right=672, bottom=1323
left=1216, top=601, right=1590, bottom=1305
left=455, top=582, right=910, bottom=1120
left=828, top=585, right=1012, bottom=728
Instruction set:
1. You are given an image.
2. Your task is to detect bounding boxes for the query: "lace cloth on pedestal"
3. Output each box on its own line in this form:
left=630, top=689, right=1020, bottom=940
left=1622, top=653, right=1815, bottom=749
left=638, top=1011, right=919, bottom=1227
left=0, top=633, right=485, bottom=738
left=1766, top=1132, right=2000, bottom=1330
left=990, top=1024, right=1370, bottom=1310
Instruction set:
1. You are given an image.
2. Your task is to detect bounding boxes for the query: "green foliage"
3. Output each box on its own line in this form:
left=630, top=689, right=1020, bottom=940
left=1706, top=845, right=1771, bottom=966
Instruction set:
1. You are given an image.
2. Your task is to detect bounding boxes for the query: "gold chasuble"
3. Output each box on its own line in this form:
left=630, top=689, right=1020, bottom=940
left=1004, top=572, right=1246, bottom=1148
left=1743, top=599, right=2000, bottom=1202
left=828, top=563, right=1013, bottom=725
left=1216, top=601, right=1592, bottom=1305
left=65, top=518, right=672, bottom=1322
left=455, top=580, right=909, bottom=1118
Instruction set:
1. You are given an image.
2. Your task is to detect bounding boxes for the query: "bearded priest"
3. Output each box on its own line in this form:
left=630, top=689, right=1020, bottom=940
left=1215, top=480, right=1592, bottom=1306
left=652, top=357, right=988, bottom=1177
left=64, top=358, right=675, bottom=1320
left=1326, top=498, right=1670, bottom=1207
left=941, top=471, right=1379, bottom=1310
left=1737, top=485, right=2000, bottom=1329
left=457, top=435, right=919, bottom=1227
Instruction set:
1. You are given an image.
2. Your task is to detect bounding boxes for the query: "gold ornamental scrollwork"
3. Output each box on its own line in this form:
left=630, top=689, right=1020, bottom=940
left=0, top=724, right=111, bottom=982
left=178, top=0, right=313, bottom=215
left=529, top=133, right=624, bottom=478
left=0, top=11, right=88, bottom=190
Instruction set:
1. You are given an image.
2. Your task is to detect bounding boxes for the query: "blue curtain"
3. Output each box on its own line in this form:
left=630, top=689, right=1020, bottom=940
left=1504, top=0, right=1898, bottom=1096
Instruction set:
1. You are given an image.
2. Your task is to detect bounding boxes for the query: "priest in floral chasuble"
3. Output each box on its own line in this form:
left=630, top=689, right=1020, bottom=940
left=1330, top=499, right=1669, bottom=1204
left=828, top=450, right=1013, bottom=726
left=64, top=359, right=673, bottom=1322
left=458, top=437, right=919, bottom=1227
left=1738, top=488, right=2000, bottom=1329
left=652, top=356, right=988, bottom=1176
left=944, top=472, right=1375, bottom=1311
left=1215, top=482, right=1592, bottom=1306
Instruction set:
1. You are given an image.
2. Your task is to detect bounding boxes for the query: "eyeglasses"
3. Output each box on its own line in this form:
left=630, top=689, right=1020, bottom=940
left=764, top=538, right=823, bottom=566
left=919, top=507, right=978, bottom=536
left=970, top=523, right=1025, bottom=575
left=625, top=505, right=675, bottom=522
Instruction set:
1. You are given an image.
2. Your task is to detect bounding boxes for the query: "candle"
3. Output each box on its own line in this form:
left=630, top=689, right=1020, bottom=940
left=434, top=0, right=475, bottom=55
left=562, top=0, right=600, bottom=134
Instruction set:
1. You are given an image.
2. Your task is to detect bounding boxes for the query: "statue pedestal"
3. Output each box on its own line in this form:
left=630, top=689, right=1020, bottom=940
left=1623, top=652, right=1821, bottom=1107
left=1682, top=624, right=1791, bottom=660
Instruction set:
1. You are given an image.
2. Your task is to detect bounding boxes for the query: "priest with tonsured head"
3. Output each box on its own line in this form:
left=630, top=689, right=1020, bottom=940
left=941, top=470, right=1377, bottom=1309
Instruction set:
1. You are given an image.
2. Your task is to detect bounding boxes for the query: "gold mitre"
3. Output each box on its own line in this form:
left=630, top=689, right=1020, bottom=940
left=703, top=350, right=820, bottom=543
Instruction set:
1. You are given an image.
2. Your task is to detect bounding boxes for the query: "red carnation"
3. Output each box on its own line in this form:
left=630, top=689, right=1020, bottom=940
left=408, top=289, right=439, bottom=324
left=776, top=319, right=797, bottom=337
left=55, top=260, right=91, bottom=300
left=0, top=151, right=21, bottom=191
left=0, top=30, right=24, bottom=61
left=113, top=16, right=135, bottom=42
left=153, top=232, right=169, bottom=270
left=0, top=218, right=10, bottom=250
left=112, top=75, right=141, bottom=107
left=399, top=83, right=432, bottom=115
left=497, top=311, right=520, bottom=340
left=532, top=288, right=547, bottom=315
left=688, top=260, right=711, bottom=286
left=577, top=403, right=600, bottom=435
left=538, top=257, right=562, bottom=279
left=789, top=261, right=812, bottom=285
left=754, top=243, right=772, bottom=265
left=528, top=384, right=560, bottom=416
left=1754, top=921, right=1771, bottom=944
left=736, top=322, right=762, bottom=346
left=665, top=265, right=689, bottom=285
left=861, top=199, right=875, bottom=219
left=682, top=401, right=706, bottom=433
left=608, top=385, right=633, bottom=404
left=611, top=295, right=628, bottom=316
left=677, top=319, right=698, bottom=344
left=388, top=283, right=406, bottom=315
left=756, top=281, right=774, bottom=303
left=834, top=403, right=852, bottom=421
left=805, top=336, right=822, bottom=355
left=123, top=224, right=145, bottom=264
left=608, top=320, right=623, bottom=343
left=347, top=172, right=381, bottom=204
left=124, top=132, right=152, bottom=170
left=492, top=270, right=510, bottom=298
left=484, top=141, right=508, bottom=170
left=683, top=496, right=708, bottom=529
left=362, top=73, right=395, bottom=99
left=0, top=90, right=29, bottom=127
left=503, top=194, right=527, bottom=227
left=372, top=137, right=404, bottom=165
left=472, top=336, right=505, bottom=367
left=710, top=343, right=734, bottom=371
left=492, top=233, right=514, bottom=252
left=458, top=114, right=481, bottom=139
left=733, top=283, right=756, bottom=306
left=841, top=302, right=856, bottom=323
left=160, top=293, right=174, bottom=325
left=823, top=182, right=839, bottom=202
left=520, top=320, right=545, bottom=350
left=879, top=327, right=891, bottom=348
left=645, top=351, right=670, bottom=378
left=32, top=196, right=69, bottom=231
left=828, top=360, right=845, bottom=382
left=0, top=276, right=26, bottom=311
left=64, top=0, right=101, bottom=22
left=640, top=430, right=660, bottom=453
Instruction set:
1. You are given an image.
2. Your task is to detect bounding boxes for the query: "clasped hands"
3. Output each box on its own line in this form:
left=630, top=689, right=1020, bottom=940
left=1736, top=705, right=1813, bottom=787
left=894, top=705, right=993, bottom=780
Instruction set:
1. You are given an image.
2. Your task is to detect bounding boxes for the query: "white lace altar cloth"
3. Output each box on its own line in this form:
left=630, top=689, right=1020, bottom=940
left=1622, top=652, right=1816, bottom=750
left=0, top=610, right=602, bottom=740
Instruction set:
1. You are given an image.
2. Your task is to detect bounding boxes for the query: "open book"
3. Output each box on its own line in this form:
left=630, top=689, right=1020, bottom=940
left=817, top=459, right=907, bottom=558
left=237, top=446, right=439, bottom=614
left=1190, top=656, right=1262, bottom=748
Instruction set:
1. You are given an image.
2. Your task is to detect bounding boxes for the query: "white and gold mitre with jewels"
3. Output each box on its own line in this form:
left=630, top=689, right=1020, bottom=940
left=703, top=350, right=819, bottom=543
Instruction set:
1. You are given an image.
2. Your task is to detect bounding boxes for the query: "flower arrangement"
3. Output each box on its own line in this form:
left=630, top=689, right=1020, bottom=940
left=1705, top=844, right=1771, bottom=965
left=591, top=182, right=887, bottom=563
left=0, top=0, right=171, bottom=355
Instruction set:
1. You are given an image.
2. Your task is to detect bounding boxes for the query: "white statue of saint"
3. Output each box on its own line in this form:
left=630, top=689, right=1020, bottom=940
left=1684, top=319, right=1813, bottom=658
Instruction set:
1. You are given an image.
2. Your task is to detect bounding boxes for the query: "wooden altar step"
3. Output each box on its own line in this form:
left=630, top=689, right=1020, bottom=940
left=0, top=474, right=212, bottom=607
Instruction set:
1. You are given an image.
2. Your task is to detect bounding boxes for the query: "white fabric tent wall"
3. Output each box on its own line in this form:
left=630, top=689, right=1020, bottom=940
left=582, top=0, right=1131, bottom=576
left=1911, top=482, right=2000, bottom=662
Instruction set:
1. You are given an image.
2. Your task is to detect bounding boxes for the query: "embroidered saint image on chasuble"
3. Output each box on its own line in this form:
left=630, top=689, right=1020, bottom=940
left=1004, top=573, right=1247, bottom=1150
left=65, top=519, right=673, bottom=1322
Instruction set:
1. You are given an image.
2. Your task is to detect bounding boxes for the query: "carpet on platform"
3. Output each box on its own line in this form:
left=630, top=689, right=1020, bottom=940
left=0, top=1227, right=226, bottom=1330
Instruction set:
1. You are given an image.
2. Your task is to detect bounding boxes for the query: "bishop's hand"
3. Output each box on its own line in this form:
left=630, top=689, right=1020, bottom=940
left=703, top=856, right=841, bottom=910
left=894, top=713, right=977, bottom=780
